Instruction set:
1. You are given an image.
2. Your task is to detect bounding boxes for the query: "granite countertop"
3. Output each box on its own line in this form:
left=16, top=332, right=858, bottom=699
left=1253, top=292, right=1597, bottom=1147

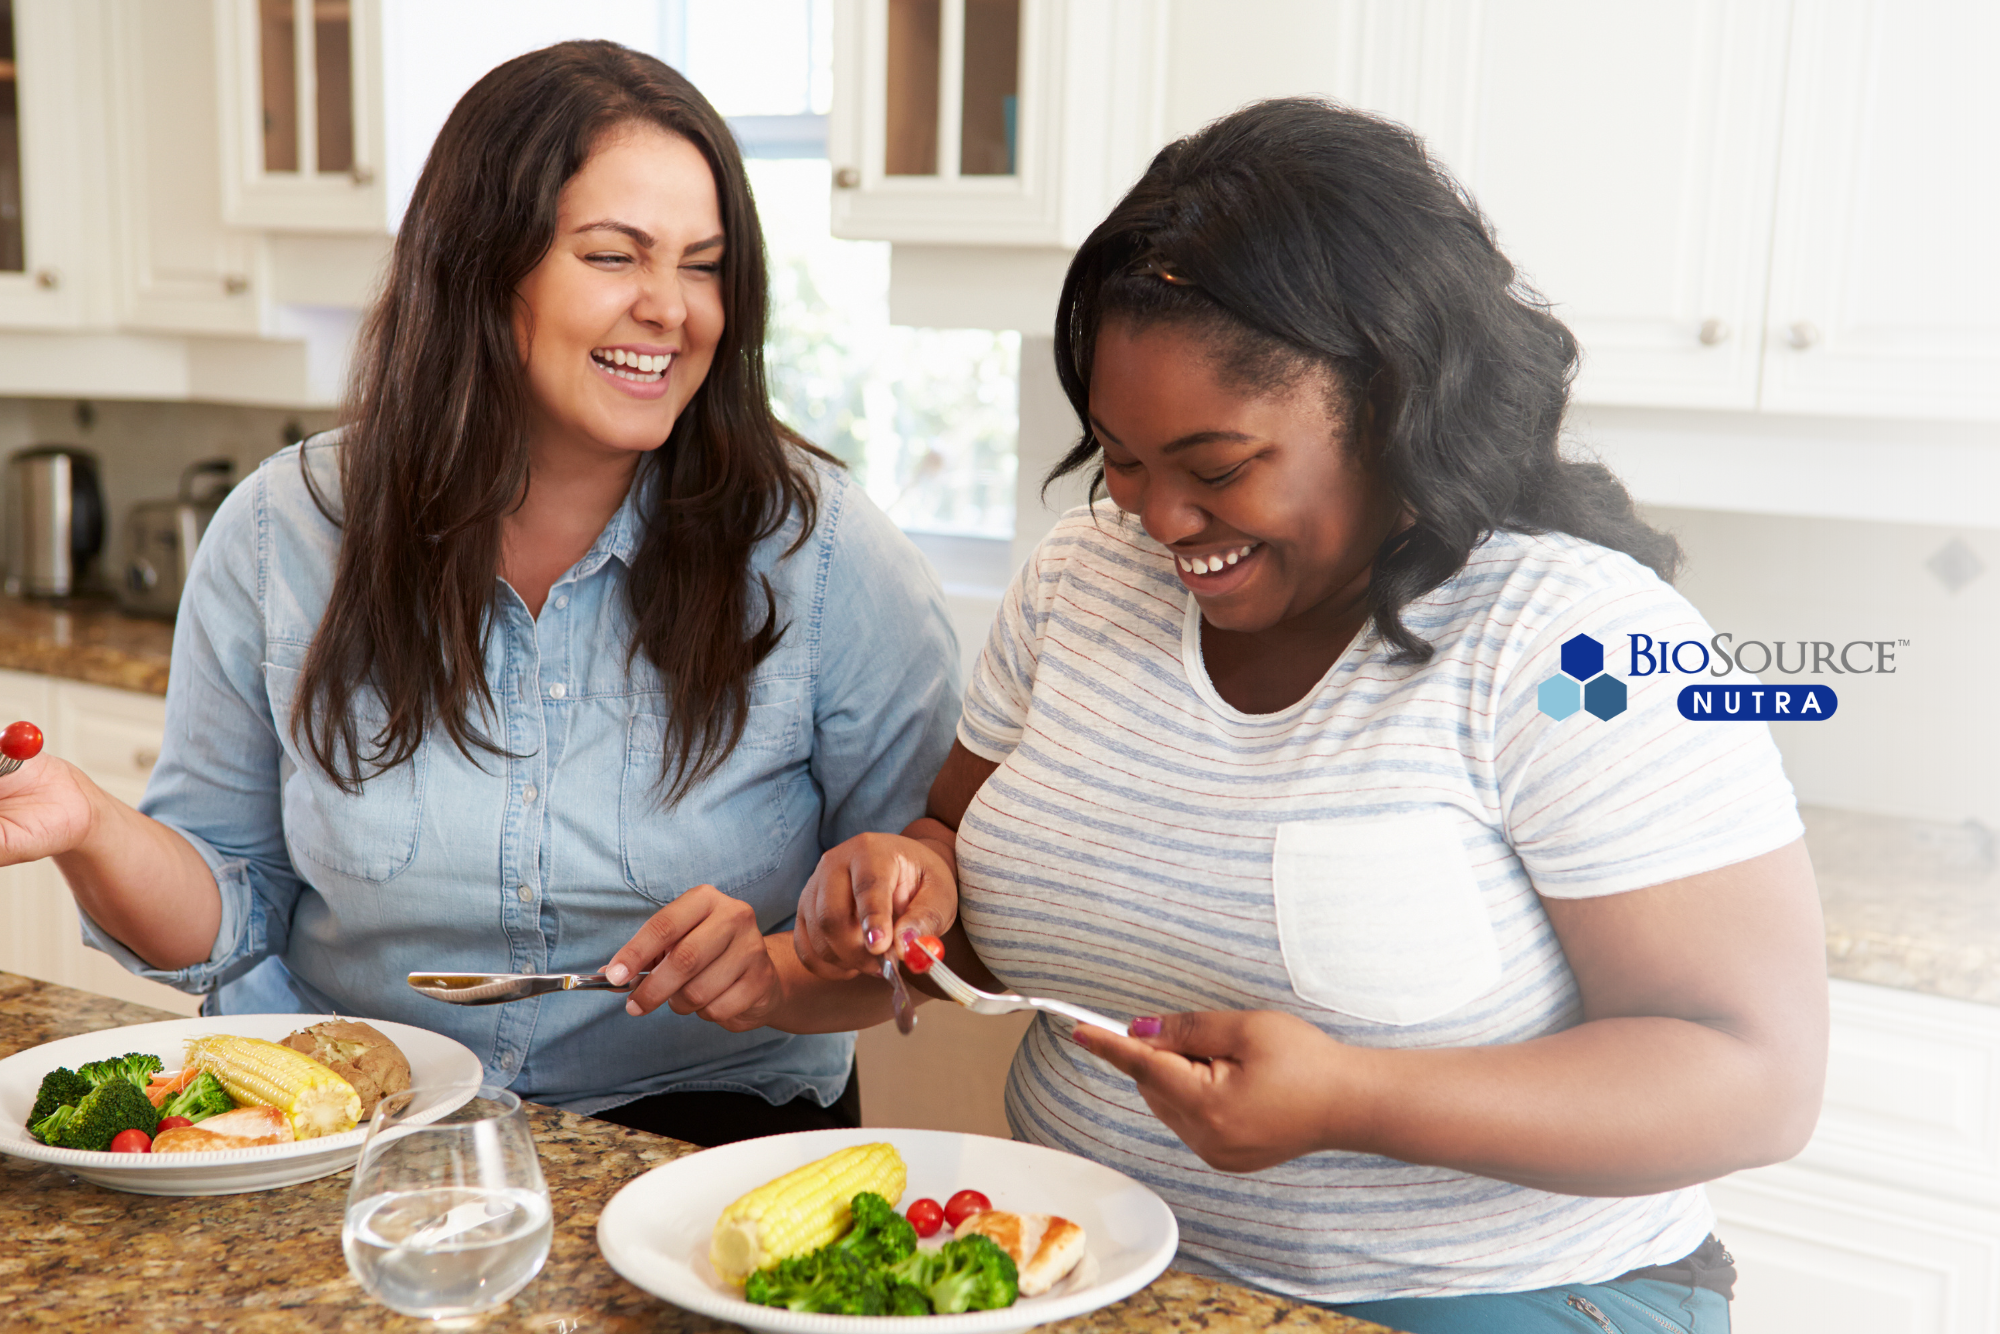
left=0, top=973, right=1395, bottom=1334
left=0, top=594, right=173, bottom=695
left=3, top=595, right=1995, bottom=1008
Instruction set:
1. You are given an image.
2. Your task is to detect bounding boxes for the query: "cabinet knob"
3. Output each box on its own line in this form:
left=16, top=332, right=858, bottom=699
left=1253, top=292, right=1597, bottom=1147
left=33, top=268, right=59, bottom=291
left=1698, top=318, right=1730, bottom=346
left=833, top=166, right=861, bottom=189
left=132, top=747, right=158, bottom=773
left=222, top=274, right=251, bottom=296
left=350, top=164, right=375, bottom=186
left=1786, top=320, right=1820, bottom=350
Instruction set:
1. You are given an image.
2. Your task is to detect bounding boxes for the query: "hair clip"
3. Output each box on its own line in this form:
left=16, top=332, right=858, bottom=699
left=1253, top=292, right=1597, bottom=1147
left=1131, top=254, right=1195, bottom=286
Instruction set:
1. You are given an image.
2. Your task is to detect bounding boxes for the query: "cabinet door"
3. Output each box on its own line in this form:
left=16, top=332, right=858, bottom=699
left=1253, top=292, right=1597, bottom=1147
left=1760, top=0, right=2000, bottom=422
left=829, top=0, right=1164, bottom=246
left=0, top=0, right=109, bottom=328
left=1404, top=0, right=1791, bottom=410
left=106, top=0, right=263, bottom=335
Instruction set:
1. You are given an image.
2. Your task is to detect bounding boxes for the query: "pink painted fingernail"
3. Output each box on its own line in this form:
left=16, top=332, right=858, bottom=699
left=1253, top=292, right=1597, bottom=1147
left=1070, top=1029, right=1092, bottom=1049
left=1130, top=1016, right=1163, bottom=1037
left=605, top=963, right=629, bottom=986
left=863, top=924, right=884, bottom=950
left=625, top=998, right=642, bottom=1017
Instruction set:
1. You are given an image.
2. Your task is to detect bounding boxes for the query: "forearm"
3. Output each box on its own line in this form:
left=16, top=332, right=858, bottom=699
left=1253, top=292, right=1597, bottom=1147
left=760, top=931, right=921, bottom=1034
left=51, top=763, right=223, bottom=970
left=1333, top=1014, right=1824, bottom=1196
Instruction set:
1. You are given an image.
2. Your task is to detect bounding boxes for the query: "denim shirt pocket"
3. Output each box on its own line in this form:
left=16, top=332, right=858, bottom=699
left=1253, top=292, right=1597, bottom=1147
left=619, top=675, right=808, bottom=904
left=263, top=651, right=429, bottom=884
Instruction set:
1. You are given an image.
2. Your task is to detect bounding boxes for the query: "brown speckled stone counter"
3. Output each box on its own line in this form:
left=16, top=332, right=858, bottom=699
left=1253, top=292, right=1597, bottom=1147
left=0, top=973, right=1397, bottom=1334
left=0, top=595, right=173, bottom=695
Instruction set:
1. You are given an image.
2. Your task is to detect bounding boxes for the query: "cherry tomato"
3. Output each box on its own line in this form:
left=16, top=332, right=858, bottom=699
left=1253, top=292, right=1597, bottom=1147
left=0, top=720, right=43, bottom=762
left=900, top=933, right=945, bottom=974
left=156, top=1116, right=193, bottom=1133
left=109, top=1128, right=152, bottom=1153
left=905, top=1197, right=945, bottom=1238
left=944, top=1189, right=991, bottom=1230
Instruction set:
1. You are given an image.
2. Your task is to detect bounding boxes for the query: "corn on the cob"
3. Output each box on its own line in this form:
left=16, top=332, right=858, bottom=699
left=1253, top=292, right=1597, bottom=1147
left=710, top=1142, right=906, bottom=1283
left=183, top=1034, right=362, bottom=1140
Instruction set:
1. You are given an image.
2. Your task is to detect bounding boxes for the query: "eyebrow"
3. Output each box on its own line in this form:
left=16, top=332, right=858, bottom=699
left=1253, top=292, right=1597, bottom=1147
left=1090, top=416, right=1259, bottom=455
left=572, top=223, right=727, bottom=257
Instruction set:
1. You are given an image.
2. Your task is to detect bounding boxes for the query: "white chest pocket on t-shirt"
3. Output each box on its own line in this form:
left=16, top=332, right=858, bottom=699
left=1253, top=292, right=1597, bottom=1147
left=1270, top=812, right=1502, bottom=1026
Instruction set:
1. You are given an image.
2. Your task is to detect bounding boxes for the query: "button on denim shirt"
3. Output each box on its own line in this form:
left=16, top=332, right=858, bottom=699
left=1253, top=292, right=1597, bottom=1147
left=82, top=436, right=960, bottom=1114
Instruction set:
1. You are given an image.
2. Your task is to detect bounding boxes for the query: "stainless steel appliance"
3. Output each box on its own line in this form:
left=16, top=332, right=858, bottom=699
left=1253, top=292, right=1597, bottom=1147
left=118, top=458, right=234, bottom=617
left=4, top=446, right=105, bottom=598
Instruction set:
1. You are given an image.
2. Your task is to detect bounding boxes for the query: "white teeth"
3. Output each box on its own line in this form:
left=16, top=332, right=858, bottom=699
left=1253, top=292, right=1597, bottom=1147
left=594, top=349, right=670, bottom=381
left=613, top=349, right=630, bottom=366
left=1179, top=544, right=1256, bottom=576
left=1224, top=551, right=1240, bottom=565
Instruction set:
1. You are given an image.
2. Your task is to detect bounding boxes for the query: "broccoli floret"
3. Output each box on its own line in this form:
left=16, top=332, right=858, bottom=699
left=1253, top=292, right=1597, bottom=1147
left=77, top=1052, right=164, bottom=1090
left=29, top=1067, right=93, bottom=1126
left=29, top=1104, right=77, bottom=1145
left=885, top=1278, right=933, bottom=1316
left=746, top=1249, right=891, bottom=1315
left=831, top=1191, right=918, bottom=1267
left=160, top=1071, right=234, bottom=1124
left=41, top=1076, right=159, bottom=1152
left=892, top=1234, right=1019, bottom=1314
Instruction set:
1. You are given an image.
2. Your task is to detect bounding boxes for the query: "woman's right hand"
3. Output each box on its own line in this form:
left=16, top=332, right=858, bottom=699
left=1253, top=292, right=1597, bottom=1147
left=792, top=828, right=959, bottom=980
left=0, top=753, right=95, bottom=868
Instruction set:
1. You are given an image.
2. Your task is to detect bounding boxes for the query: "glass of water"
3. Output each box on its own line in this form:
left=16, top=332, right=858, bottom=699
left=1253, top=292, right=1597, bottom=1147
left=341, top=1084, right=553, bottom=1319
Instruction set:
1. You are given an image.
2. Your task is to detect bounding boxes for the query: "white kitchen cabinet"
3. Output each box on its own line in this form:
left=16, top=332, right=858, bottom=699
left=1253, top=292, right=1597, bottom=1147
left=212, top=0, right=388, bottom=233
left=1709, top=980, right=2000, bottom=1334
left=1759, top=0, right=2000, bottom=422
left=828, top=0, right=1166, bottom=247
left=0, top=0, right=113, bottom=329
left=0, top=670, right=199, bottom=1016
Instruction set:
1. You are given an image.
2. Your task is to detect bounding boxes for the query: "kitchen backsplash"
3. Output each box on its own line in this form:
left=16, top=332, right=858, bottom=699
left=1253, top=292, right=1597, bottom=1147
left=1645, top=505, right=1997, bottom=831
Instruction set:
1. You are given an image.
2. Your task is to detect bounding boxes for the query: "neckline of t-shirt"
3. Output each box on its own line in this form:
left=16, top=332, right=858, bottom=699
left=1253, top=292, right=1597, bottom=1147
left=1178, top=590, right=1374, bottom=724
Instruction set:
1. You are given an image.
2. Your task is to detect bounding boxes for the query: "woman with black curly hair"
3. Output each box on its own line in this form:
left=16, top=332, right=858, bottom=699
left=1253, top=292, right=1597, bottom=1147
left=762, top=98, right=1824, bottom=1330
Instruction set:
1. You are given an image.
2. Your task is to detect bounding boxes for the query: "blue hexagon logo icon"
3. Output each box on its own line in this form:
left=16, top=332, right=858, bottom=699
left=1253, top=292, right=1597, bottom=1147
left=1560, top=634, right=1605, bottom=682
left=1583, top=673, right=1628, bottom=721
left=1537, top=673, right=1581, bottom=720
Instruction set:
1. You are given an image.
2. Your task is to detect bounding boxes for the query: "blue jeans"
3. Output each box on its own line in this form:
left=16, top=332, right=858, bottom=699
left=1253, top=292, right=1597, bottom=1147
left=1333, top=1277, right=1728, bottom=1333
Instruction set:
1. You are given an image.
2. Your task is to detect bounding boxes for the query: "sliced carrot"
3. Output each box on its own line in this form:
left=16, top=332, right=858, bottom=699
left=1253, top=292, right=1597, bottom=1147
left=145, top=1067, right=196, bottom=1109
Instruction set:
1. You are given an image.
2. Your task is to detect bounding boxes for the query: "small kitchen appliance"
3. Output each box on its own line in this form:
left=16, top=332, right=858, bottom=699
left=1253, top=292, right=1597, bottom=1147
left=118, top=457, right=234, bottom=617
left=3, top=446, right=105, bottom=599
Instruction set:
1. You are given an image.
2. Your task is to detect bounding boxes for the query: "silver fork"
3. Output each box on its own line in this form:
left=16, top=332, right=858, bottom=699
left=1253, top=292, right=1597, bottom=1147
left=908, top=935, right=1132, bottom=1036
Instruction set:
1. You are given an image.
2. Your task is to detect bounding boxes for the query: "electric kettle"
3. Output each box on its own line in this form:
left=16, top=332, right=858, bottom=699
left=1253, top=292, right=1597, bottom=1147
left=4, top=446, right=105, bottom=599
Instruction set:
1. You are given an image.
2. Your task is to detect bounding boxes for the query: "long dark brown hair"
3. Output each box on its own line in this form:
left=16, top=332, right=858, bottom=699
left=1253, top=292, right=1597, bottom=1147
left=298, top=40, right=827, bottom=799
left=1050, top=98, right=1680, bottom=664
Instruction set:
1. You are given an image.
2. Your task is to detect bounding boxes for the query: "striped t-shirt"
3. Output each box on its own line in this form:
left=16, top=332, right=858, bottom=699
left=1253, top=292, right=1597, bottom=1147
left=954, top=503, right=1803, bottom=1304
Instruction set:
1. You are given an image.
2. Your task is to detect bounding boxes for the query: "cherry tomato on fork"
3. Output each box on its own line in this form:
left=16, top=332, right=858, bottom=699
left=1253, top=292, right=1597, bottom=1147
left=0, top=720, right=43, bottom=761
left=906, top=1197, right=945, bottom=1238
left=899, top=934, right=945, bottom=974
left=944, top=1189, right=991, bottom=1230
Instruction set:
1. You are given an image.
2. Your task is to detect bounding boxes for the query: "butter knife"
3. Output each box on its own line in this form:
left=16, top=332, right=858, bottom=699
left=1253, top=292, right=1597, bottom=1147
left=879, top=954, right=916, bottom=1034
left=407, top=971, right=650, bottom=1006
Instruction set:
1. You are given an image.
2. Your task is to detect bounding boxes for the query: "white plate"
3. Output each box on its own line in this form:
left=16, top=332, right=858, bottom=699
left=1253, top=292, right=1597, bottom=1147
left=0, top=1014, right=482, bottom=1195
left=596, top=1127, right=1179, bottom=1334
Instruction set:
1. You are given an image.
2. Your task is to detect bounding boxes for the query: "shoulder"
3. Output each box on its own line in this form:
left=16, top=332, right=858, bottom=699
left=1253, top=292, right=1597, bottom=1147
left=1417, top=529, right=1695, bottom=642
left=1029, top=501, right=1171, bottom=585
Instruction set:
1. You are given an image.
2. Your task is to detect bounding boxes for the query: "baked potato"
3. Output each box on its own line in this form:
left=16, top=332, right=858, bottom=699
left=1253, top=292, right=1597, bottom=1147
left=280, top=1020, right=411, bottom=1119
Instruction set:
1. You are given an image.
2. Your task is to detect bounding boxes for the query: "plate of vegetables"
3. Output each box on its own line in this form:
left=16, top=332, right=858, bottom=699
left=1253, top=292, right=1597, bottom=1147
left=0, top=1013, right=481, bottom=1195
left=596, top=1128, right=1178, bottom=1334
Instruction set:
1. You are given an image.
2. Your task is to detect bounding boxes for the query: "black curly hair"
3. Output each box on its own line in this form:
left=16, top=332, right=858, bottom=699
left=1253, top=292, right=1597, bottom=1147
left=1048, top=97, right=1680, bottom=663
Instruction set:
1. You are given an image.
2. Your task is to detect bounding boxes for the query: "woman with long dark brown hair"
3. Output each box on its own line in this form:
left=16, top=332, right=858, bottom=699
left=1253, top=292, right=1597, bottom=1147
left=0, top=41, right=960, bottom=1145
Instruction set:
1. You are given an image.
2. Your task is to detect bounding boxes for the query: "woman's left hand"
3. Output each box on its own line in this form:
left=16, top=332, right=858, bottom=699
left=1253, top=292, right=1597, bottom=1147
left=604, top=885, right=786, bottom=1031
left=1075, top=1010, right=1354, bottom=1173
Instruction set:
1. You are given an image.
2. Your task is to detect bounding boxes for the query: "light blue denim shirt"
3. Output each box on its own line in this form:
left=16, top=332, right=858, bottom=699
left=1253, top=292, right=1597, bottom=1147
left=81, top=435, right=960, bottom=1114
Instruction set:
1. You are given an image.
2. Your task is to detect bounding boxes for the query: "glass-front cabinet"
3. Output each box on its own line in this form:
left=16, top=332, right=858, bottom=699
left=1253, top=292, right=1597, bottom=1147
left=0, top=0, right=98, bottom=327
left=216, top=0, right=385, bottom=231
left=829, top=0, right=1164, bottom=247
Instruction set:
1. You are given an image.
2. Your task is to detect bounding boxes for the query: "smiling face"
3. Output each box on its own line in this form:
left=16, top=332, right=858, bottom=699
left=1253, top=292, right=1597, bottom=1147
left=513, top=122, right=726, bottom=465
left=1090, top=318, right=1400, bottom=641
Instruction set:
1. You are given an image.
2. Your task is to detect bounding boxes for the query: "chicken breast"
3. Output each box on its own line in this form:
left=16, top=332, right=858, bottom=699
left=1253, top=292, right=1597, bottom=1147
left=152, top=1104, right=292, bottom=1152
left=955, top=1210, right=1087, bottom=1296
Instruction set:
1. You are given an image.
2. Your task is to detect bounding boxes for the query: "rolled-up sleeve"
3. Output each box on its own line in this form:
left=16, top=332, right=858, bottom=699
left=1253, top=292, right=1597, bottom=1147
left=807, top=475, right=962, bottom=848
left=78, top=468, right=308, bottom=994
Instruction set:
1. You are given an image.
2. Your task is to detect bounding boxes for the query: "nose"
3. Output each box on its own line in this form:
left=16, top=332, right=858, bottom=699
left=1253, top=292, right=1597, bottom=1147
left=1131, top=473, right=1209, bottom=549
left=630, top=265, right=689, bottom=333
